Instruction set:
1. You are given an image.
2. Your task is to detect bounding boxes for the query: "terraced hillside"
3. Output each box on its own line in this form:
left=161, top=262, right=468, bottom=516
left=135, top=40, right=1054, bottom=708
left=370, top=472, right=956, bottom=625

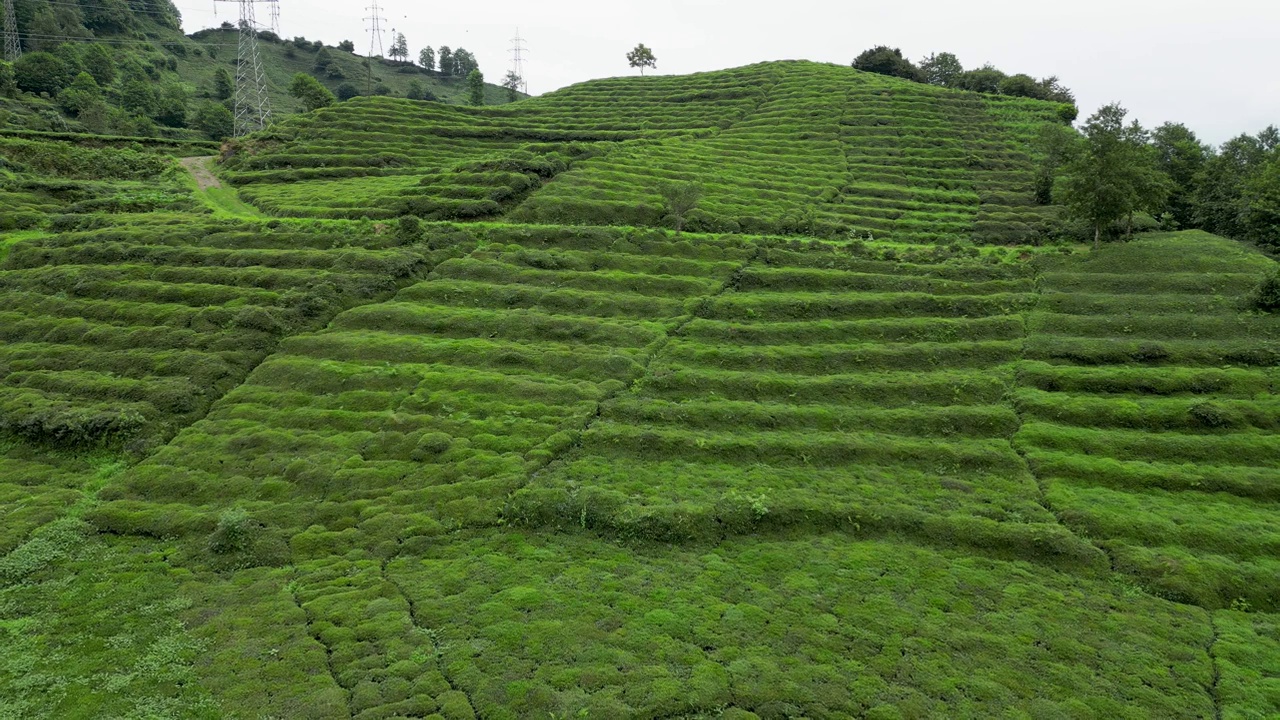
left=0, top=217, right=457, bottom=451
left=2, top=222, right=1270, bottom=718
left=1014, top=233, right=1280, bottom=611
left=2, top=64, right=1279, bottom=720
left=0, top=134, right=217, bottom=228
left=226, top=62, right=1067, bottom=243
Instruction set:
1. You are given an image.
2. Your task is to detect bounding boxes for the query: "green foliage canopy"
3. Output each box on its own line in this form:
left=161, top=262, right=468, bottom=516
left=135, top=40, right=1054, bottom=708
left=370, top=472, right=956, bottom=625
left=466, top=69, right=485, bottom=106
left=852, top=46, right=922, bottom=81
left=14, top=51, right=74, bottom=95
left=627, top=43, right=657, bottom=75
left=288, top=72, right=336, bottom=112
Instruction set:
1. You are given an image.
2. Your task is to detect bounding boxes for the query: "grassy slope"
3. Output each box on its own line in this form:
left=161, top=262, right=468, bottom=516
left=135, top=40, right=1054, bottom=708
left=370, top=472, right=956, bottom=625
left=1, top=65, right=1278, bottom=718
left=0, top=224, right=1264, bottom=718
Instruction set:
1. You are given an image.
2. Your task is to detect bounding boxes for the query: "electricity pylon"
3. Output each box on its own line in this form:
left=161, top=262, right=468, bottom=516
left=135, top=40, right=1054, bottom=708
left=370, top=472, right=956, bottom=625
left=365, top=1, right=385, bottom=58
left=3, top=0, right=21, bottom=62
left=510, top=28, right=529, bottom=94
left=215, top=0, right=273, bottom=136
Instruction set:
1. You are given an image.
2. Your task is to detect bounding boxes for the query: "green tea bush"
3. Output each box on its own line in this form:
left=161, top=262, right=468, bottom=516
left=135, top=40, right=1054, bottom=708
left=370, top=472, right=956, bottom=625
left=1252, top=270, right=1280, bottom=312
left=207, top=508, right=255, bottom=555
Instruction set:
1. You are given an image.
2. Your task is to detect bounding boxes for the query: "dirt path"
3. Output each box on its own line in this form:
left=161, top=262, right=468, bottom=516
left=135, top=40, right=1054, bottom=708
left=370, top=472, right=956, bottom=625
left=180, top=156, right=223, bottom=191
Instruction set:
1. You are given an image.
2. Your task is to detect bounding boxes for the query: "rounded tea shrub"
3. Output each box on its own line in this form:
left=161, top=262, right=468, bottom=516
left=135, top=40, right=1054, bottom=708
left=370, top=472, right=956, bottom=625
left=1252, top=271, right=1280, bottom=313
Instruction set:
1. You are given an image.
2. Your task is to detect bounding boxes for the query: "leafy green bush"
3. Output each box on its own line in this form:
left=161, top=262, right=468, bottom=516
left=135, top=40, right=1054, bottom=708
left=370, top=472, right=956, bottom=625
left=207, top=508, right=255, bottom=555
left=14, top=52, right=74, bottom=96
left=1251, top=270, right=1280, bottom=312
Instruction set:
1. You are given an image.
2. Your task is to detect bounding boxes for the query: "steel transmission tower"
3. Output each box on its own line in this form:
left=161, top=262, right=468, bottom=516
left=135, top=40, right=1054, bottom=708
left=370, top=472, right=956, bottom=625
left=3, top=0, right=21, bottom=62
left=510, top=28, right=529, bottom=94
left=365, top=1, right=385, bottom=58
left=215, top=0, right=273, bottom=136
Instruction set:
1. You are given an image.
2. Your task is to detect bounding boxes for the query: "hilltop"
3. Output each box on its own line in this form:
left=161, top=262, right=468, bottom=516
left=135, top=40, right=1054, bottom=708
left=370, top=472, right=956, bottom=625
left=226, top=61, right=1068, bottom=244
left=0, top=55, right=1278, bottom=719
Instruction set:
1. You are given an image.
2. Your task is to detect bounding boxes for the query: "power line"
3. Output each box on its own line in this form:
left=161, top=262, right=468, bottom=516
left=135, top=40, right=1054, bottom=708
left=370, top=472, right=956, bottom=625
left=3, top=0, right=20, bottom=61
left=510, top=27, right=528, bottom=95
left=213, top=0, right=272, bottom=136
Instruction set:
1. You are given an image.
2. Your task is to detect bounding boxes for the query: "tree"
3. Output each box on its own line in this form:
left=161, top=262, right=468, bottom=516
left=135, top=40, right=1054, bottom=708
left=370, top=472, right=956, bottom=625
left=81, top=44, right=116, bottom=86
left=453, top=49, right=478, bottom=76
left=852, top=46, right=921, bottom=81
left=998, top=73, right=1044, bottom=99
left=390, top=33, right=409, bottom=62
left=438, top=46, right=454, bottom=76
left=467, top=69, right=485, bottom=106
left=1033, top=123, right=1081, bottom=205
left=335, top=83, right=361, bottom=101
left=1243, top=155, right=1280, bottom=246
left=338, top=40, right=356, bottom=53
left=14, top=52, right=74, bottom=96
left=213, top=67, right=234, bottom=101
left=26, top=9, right=64, bottom=52
left=1038, top=76, right=1076, bottom=105
left=406, top=79, right=425, bottom=100
left=190, top=100, right=234, bottom=139
left=1193, top=132, right=1269, bottom=238
left=1061, top=104, right=1168, bottom=248
left=627, top=44, right=657, bottom=75
left=288, top=73, right=336, bottom=112
left=1151, top=123, right=1210, bottom=228
left=81, top=0, right=132, bottom=33
left=957, top=64, right=1006, bottom=94
left=57, top=72, right=101, bottom=116
left=153, top=82, right=190, bottom=128
left=660, top=181, right=703, bottom=235
left=501, top=71, right=523, bottom=102
left=920, top=52, right=963, bottom=87
left=314, top=47, right=333, bottom=71
left=419, top=47, right=436, bottom=72
left=0, top=62, right=16, bottom=98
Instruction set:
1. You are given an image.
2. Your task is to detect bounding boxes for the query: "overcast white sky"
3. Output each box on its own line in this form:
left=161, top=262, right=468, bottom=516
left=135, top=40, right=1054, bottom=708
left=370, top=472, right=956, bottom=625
left=175, top=0, right=1277, bottom=145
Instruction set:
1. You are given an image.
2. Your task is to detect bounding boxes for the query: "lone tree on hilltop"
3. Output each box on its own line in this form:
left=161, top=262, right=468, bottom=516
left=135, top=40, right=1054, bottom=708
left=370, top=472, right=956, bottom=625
left=288, top=73, right=336, bottom=112
left=660, top=180, right=703, bottom=235
left=501, top=71, right=523, bottom=102
left=467, top=69, right=485, bottom=105
left=628, top=44, right=657, bottom=75
left=1062, top=103, right=1170, bottom=248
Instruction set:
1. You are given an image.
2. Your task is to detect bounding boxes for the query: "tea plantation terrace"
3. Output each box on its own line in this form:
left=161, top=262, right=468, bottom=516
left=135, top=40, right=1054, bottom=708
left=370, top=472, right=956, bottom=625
left=226, top=61, right=1064, bottom=244
left=0, top=61, right=1277, bottom=720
